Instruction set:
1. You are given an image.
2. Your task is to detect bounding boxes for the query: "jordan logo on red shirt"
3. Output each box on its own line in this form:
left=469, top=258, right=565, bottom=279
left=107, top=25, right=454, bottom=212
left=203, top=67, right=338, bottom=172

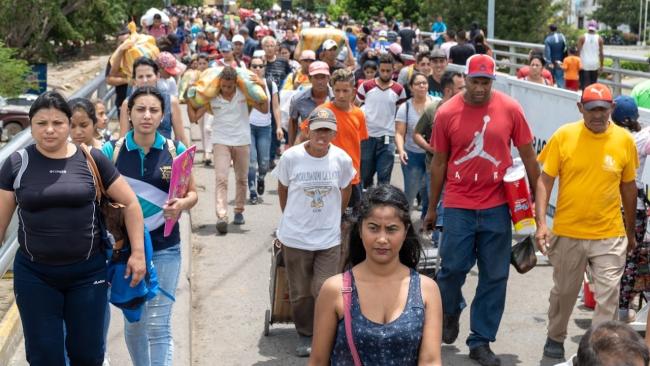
left=453, top=115, right=501, bottom=167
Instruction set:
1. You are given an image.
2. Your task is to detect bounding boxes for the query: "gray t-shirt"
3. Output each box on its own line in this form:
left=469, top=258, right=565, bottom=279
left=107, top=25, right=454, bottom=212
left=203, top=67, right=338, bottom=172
left=396, top=98, right=426, bottom=153
left=289, top=87, right=332, bottom=123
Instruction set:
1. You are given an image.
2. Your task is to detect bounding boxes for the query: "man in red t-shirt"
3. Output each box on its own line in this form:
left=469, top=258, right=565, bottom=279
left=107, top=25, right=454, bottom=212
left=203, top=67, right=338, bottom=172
left=423, top=54, right=540, bottom=366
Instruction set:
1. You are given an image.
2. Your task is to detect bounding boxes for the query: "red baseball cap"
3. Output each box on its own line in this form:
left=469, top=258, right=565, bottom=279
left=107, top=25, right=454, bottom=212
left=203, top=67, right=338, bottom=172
left=581, top=83, right=613, bottom=110
left=465, top=54, right=496, bottom=79
left=157, top=52, right=185, bottom=76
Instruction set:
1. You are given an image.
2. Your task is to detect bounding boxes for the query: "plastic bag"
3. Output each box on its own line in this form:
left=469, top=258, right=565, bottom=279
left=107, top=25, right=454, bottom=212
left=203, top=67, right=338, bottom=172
left=178, top=70, right=201, bottom=104
left=110, top=29, right=160, bottom=79
left=510, top=235, right=537, bottom=274
left=187, top=67, right=268, bottom=110
left=140, top=8, right=170, bottom=27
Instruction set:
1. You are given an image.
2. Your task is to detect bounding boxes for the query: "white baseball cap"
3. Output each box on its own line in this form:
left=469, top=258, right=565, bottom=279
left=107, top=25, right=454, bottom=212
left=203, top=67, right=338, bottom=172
left=232, top=34, right=245, bottom=44
left=322, top=39, right=338, bottom=50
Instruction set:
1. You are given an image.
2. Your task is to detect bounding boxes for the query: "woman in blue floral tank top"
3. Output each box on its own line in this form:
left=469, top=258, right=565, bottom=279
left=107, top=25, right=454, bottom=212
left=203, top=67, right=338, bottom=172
left=309, top=184, right=443, bottom=365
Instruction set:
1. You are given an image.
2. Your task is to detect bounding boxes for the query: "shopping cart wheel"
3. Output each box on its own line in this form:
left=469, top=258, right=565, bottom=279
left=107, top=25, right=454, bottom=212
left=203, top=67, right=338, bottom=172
left=263, top=309, right=271, bottom=336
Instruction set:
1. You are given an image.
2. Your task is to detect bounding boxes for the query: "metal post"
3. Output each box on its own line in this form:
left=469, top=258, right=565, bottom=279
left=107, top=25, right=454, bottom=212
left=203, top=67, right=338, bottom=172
left=642, top=0, right=648, bottom=46
left=488, top=0, right=495, bottom=39
left=640, top=0, right=644, bottom=45
left=509, top=45, right=517, bottom=76
left=612, top=57, right=622, bottom=96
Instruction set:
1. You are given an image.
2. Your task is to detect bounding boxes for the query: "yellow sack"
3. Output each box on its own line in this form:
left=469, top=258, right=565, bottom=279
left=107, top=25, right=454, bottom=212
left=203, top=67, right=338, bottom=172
left=178, top=70, right=201, bottom=104
left=110, top=32, right=160, bottom=79
left=298, top=28, right=346, bottom=52
left=187, top=67, right=268, bottom=111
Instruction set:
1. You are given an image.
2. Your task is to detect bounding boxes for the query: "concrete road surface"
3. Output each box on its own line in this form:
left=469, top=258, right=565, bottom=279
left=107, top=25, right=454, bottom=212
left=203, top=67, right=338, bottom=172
left=189, top=151, right=596, bottom=366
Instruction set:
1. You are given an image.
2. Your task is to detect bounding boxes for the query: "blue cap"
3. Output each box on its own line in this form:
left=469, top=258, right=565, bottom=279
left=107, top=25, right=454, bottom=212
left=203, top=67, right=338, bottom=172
left=220, top=41, right=233, bottom=52
left=612, top=95, right=639, bottom=124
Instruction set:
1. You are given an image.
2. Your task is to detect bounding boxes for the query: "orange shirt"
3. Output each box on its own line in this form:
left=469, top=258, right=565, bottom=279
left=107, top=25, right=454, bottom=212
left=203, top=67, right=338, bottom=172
left=300, top=101, right=368, bottom=184
left=562, top=56, right=582, bottom=81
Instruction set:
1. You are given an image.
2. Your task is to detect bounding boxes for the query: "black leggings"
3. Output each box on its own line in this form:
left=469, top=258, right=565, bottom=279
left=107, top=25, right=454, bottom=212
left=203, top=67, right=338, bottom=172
left=14, top=251, right=108, bottom=366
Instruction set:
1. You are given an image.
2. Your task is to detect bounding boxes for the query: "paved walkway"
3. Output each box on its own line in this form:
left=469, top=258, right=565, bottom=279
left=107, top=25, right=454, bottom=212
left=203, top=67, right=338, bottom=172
left=8, top=119, right=601, bottom=366
left=188, top=124, right=595, bottom=365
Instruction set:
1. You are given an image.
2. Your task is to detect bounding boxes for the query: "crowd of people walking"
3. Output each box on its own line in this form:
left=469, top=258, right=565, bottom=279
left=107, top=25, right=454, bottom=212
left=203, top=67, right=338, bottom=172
left=1, top=4, right=650, bottom=366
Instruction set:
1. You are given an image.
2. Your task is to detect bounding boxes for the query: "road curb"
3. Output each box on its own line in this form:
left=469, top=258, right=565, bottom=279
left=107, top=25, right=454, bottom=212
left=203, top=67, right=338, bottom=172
left=0, top=302, right=21, bottom=364
left=180, top=211, right=193, bottom=364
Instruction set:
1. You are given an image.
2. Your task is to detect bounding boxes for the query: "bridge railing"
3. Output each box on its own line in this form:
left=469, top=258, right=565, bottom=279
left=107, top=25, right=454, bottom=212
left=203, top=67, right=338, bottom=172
left=0, top=74, right=115, bottom=278
left=419, top=32, right=650, bottom=96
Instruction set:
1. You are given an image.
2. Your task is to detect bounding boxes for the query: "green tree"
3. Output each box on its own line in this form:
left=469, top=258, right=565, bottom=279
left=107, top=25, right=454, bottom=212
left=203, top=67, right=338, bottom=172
left=0, top=42, right=35, bottom=96
left=421, top=0, right=554, bottom=43
left=331, top=0, right=422, bottom=22
left=592, top=0, right=640, bottom=32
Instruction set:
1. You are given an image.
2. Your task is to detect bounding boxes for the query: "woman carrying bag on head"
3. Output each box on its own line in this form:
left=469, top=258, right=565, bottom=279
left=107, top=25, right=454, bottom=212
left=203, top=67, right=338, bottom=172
left=0, top=91, right=146, bottom=366
left=102, top=86, right=197, bottom=366
left=309, top=185, right=443, bottom=366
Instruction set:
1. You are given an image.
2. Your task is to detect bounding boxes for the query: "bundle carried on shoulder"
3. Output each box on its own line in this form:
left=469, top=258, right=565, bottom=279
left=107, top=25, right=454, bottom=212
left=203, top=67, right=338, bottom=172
left=187, top=67, right=268, bottom=110
left=178, top=69, right=201, bottom=104
left=298, top=28, right=346, bottom=52
left=110, top=21, right=160, bottom=78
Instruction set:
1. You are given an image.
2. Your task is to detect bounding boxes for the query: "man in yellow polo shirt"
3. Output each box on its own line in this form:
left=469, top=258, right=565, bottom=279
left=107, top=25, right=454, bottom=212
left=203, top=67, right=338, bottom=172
left=534, top=83, right=639, bottom=360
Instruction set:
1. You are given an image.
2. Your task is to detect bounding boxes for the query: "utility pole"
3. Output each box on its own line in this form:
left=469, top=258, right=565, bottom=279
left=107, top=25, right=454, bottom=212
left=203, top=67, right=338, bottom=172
left=642, top=0, right=648, bottom=46
left=487, top=0, right=495, bottom=39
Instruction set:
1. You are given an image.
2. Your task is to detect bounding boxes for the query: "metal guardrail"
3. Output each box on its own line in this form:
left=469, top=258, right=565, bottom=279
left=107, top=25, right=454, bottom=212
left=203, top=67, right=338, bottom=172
left=419, top=32, right=650, bottom=96
left=0, top=73, right=114, bottom=277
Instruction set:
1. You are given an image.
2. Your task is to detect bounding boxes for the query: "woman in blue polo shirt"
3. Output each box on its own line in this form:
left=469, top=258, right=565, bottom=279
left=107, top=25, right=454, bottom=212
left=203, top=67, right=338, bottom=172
left=102, top=86, right=197, bottom=366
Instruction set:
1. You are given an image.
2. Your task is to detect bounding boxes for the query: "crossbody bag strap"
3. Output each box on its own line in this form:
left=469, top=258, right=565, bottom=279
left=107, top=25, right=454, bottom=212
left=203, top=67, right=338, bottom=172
left=166, top=139, right=177, bottom=158
left=80, top=144, right=104, bottom=203
left=112, top=137, right=126, bottom=164
left=342, top=270, right=363, bottom=366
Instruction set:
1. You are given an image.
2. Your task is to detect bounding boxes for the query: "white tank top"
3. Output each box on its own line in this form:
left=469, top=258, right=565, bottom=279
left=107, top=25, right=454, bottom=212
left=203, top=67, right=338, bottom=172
left=580, top=33, right=600, bottom=71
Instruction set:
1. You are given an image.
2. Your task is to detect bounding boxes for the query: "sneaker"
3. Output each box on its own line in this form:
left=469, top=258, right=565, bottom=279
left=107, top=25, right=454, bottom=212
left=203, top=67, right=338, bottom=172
left=543, top=337, right=565, bottom=359
left=295, top=335, right=312, bottom=357
left=249, top=195, right=259, bottom=205
left=469, top=344, right=501, bottom=366
left=216, top=218, right=228, bottom=234
left=257, top=177, right=265, bottom=195
left=233, top=213, right=245, bottom=225
left=442, top=313, right=460, bottom=344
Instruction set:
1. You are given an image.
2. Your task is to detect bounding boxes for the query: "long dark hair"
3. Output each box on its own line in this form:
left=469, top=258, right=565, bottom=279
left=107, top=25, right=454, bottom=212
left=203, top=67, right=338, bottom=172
left=347, top=185, right=421, bottom=268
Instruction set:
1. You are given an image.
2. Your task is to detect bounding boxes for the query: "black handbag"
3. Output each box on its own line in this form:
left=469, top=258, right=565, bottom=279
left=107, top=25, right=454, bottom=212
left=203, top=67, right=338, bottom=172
left=511, top=235, right=537, bottom=274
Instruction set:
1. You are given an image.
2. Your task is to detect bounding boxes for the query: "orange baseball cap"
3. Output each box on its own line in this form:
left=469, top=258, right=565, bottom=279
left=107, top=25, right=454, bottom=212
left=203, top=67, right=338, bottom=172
left=581, top=83, right=613, bottom=110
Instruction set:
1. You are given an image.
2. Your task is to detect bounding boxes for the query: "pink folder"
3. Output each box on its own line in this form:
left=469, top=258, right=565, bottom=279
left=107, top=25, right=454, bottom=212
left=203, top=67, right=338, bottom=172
left=164, top=145, right=196, bottom=237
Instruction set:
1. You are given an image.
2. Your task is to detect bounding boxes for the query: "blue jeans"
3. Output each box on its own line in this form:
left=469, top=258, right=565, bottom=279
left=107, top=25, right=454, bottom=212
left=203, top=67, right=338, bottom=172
left=361, top=136, right=396, bottom=189
left=401, top=149, right=428, bottom=216
left=249, top=125, right=272, bottom=198
left=14, top=251, right=108, bottom=366
left=551, top=66, right=565, bottom=89
left=124, top=244, right=181, bottom=366
left=436, top=204, right=511, bottom=349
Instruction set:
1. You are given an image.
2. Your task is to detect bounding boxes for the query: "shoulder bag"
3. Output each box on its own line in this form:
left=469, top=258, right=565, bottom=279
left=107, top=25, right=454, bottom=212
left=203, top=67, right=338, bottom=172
left=343, top=270, right=363, bottom=366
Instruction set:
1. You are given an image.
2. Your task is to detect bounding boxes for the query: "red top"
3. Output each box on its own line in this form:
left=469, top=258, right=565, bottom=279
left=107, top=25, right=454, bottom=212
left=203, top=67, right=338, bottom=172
left=431, top=91, right=533, bottom=209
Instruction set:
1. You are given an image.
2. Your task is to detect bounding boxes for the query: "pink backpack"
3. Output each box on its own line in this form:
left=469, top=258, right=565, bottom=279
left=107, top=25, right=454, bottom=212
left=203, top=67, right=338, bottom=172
left=342, top=270, right=363, bottom=366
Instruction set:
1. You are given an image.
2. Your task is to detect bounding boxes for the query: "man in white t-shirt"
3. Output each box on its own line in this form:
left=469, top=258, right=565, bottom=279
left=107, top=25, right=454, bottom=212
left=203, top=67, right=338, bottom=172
left=187, top=66, right=268, bottom=234
left=356, top=52, right=407, bottom=188
left=274, top=107, right=355, bottom=357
